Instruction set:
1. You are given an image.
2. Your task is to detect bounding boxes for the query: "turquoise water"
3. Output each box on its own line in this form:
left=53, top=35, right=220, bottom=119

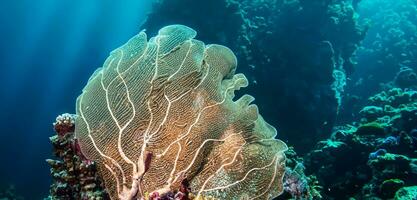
left=0, top=1, right=151, bottom=198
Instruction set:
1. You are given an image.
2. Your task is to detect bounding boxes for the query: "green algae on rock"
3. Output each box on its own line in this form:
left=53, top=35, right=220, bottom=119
left=356, top=122, right=386, bottom=136
left=395, top=186, right=417, bottom=200
left=379, top=179, right=405, bottom=198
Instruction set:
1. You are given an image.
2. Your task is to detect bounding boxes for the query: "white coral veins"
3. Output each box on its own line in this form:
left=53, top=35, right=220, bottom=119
left=75, top=24, right=287, bottom=200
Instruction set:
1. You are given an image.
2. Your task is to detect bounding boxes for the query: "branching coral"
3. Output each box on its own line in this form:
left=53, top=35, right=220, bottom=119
left=75, top=25, right=287, bottom=199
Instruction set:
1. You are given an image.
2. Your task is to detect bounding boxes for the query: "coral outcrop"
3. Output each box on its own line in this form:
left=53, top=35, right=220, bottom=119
left=75, top=25, right=287, bottom=199
left=344, top=0, right=417, bottom=121
left=304, top=88, right=417, bottom=199
left=47, top=113, right=109, bottom=199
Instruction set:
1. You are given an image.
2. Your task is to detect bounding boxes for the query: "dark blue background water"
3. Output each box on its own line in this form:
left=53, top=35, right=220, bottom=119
left=0, top=1, right=151, bottom=198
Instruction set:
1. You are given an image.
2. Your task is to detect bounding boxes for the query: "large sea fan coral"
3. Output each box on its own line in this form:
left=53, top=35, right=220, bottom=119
left=75, top=25, right=287, bottom=200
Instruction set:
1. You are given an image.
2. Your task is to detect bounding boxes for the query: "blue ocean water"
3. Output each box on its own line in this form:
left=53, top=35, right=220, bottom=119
left=1, top=0, right=416, bottom=199
left=0, top=1, right=151, bottom=198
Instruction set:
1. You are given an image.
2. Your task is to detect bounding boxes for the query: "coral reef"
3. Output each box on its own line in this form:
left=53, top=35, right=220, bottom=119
left=141, top=0, right=366, bottom=153
left=304, top=87, right=417, bottom=199
left=344, top=0, right=417, bottom=122
left=46, top=113, right=109, bottom=199
left=75, top=25, right=287, bottom=199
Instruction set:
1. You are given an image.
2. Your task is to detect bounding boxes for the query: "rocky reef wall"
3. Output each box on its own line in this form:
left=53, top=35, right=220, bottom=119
left=341, top=0, right=417, bottom=123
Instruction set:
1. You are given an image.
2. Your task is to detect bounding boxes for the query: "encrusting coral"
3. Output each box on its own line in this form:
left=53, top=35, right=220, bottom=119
left=46, top=113, right=109, bottom=200
left=75, top=25, right=287, bottom=199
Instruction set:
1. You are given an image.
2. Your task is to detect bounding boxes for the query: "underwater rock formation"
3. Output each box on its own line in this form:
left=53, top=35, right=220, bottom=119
left=142, top=0, right=366, bottom=153
left=47, top=113, right=109, bottom=199
left=75, top=25, right=287, bottom=199
left=304, top=87, right=417, bottom=199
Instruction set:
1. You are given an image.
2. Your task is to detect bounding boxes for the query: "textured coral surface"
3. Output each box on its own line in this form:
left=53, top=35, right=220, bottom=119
left=75, top=25, right=287, bottom=199
left=47, top=113, right=109, bottom=200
